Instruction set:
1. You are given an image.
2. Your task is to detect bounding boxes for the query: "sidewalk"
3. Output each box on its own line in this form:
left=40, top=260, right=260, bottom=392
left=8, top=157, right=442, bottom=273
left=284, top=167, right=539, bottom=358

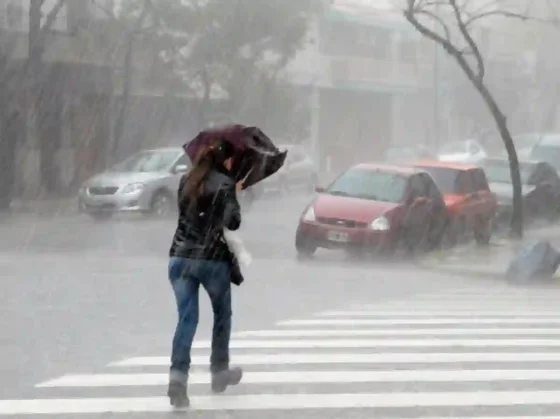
left=417, top=224, right=560, bottom=280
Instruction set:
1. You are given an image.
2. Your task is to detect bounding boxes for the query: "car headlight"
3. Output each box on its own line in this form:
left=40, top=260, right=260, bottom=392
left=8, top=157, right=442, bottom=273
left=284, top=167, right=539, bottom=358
left=370, top=216, right=390, bottom=231
left=122, top=183, right=145, bottom=194
left=302, top=206, right=316, bottom=222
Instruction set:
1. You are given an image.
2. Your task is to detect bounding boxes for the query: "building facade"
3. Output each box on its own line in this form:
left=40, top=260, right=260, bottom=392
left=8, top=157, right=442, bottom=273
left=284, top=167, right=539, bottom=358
left=286, top=0, right=434, bottom=173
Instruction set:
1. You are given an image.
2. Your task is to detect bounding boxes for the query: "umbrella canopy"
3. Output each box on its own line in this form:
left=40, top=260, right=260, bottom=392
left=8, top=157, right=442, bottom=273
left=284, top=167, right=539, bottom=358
left=183, top=124, right=287, bottom=189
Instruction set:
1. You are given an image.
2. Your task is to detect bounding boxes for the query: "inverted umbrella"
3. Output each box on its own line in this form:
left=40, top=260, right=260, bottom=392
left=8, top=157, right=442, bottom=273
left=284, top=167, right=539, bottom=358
left=183, top=124, right=287, bottom=190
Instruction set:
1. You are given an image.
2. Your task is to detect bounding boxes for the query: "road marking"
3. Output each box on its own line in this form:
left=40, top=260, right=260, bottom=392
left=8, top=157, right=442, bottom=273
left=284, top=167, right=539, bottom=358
left=317, top=311, right=560, bottom=317
left=396, top=293, right=560, bottom=297
left=4, top=391, right=560, bottom=413
left=36, top=369, right=560, bottom=388
left=359, top=297, right=560, bottom=303
left=278, top=318, right=560, bottom=326
left=187, top=338, right=560, bottom=349
left=109, top=352, right=560, bottom=367
left=354, top=304, right=560, bottom=310
left=234, top=328, right=560, bottom=337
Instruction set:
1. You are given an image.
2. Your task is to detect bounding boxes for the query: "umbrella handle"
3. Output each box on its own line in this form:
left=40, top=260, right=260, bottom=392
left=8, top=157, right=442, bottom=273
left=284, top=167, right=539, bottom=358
left=241, top=168, right=253, bottom=183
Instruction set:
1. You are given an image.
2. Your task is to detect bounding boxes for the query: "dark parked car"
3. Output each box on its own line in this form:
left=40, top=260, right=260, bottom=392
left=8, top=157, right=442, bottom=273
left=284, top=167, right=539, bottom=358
left=295, top=163, right=451, bottom=259
left=480, top=158, right=560, bottom=224
left=528, top=133, right=560, bottom=172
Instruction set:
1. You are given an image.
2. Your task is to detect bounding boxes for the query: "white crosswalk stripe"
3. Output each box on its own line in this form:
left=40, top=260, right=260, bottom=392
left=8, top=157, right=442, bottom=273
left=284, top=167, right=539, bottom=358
left=5, top=283, right=560, bottom=416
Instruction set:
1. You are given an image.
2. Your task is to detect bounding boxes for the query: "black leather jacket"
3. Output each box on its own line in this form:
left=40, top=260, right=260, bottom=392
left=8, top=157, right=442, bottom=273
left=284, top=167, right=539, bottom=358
left=169, top=168, right=241, bottom=261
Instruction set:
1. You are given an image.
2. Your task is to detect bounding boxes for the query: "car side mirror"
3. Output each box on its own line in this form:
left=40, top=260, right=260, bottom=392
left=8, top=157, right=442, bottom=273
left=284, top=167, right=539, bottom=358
left=315, top=186, right=325, bottom=193
left=174, top=164, right=189, bottom=173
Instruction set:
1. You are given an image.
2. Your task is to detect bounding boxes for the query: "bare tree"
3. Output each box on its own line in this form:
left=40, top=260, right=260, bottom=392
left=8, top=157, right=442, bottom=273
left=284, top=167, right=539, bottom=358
left=111, top=0, right=151, bottom=160
left=403, top=0, right=556, bottom=238
left=0, top=36, right=22, bottom=211
left=28, top=0, right=67, bottom=195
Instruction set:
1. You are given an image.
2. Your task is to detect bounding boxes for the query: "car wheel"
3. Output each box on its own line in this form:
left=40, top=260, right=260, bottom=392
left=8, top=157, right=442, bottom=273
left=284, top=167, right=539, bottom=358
left=454, top=216, right=468, bottom=243
left=295, top=231, right=317, bottom=259
left=400, top=226, right=425, bottom=256
left=150, top=191, right=174, bottom=218
left=474, top=216, right=492, bottom=245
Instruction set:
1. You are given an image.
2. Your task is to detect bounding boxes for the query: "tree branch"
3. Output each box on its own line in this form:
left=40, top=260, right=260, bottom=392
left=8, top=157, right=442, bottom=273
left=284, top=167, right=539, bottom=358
left=404, top=0, right=456, bottom=55
left=40, top=0, right=66, bottom=35
left=465, top=10, right=558, bottom=27
left=449, top=0, right=484, bottom=81
left=416, top=9, right=452, bottom=40
left=403, top=0, right=481, bottom=100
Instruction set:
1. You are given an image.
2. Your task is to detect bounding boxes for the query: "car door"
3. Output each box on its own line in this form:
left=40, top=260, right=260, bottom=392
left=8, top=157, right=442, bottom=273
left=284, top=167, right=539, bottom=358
left=423, top=172, right=448, bottom=225
left=469, top=168, right=496, bottom=221
left=402, top=174, right=431, bottom=234
left=420, top=172, right=450, bottom=245
left=542, top=164, right=560, bottom=198
left=455, top=170, right=477, bottom=227
left=531, top=163, right=560, bottom=215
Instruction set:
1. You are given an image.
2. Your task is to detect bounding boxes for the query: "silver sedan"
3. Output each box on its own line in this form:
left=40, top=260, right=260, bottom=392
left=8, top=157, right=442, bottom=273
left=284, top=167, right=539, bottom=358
left=78, top=147, right=189, bottom=220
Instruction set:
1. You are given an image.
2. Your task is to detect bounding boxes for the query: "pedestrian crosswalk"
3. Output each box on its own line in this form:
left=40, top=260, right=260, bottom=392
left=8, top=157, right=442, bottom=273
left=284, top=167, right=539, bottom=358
left=5, top=283, right=560, bottom=416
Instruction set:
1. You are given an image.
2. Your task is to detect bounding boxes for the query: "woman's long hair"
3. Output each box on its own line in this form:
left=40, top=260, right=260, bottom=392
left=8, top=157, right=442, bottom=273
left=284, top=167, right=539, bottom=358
left=180, top=144, right=216, bottom=202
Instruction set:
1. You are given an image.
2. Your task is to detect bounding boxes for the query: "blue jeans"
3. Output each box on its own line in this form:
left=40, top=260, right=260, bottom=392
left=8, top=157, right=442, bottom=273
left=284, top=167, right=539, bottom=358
left=168, top=257, right=232, bottom=384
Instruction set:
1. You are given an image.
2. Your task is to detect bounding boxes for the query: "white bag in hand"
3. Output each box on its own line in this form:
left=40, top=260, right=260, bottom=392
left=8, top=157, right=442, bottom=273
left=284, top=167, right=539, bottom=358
left=223, top=228, right=252, bottom=268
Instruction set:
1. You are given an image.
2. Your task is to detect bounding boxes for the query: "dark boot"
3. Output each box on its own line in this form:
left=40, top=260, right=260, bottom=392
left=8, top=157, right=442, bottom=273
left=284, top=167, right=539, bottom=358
left=211, top=366, right=243, bottom=393
left=167, top=381, right=189, bottom=408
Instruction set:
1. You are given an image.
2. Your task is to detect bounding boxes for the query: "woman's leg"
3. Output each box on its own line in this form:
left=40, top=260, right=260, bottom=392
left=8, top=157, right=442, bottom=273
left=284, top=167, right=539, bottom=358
left=200, top=260, right=242, bottom=393
left=167, top=257, right=200, bottom=407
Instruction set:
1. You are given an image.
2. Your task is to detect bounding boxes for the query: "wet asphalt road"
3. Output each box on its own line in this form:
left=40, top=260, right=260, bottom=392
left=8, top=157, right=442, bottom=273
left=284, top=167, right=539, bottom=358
left=3, top=191, right=560, bottom=418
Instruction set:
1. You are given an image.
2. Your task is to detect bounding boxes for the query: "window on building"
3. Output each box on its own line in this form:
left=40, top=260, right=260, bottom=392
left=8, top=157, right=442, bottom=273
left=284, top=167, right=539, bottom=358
left=368, top=27, right=391, bottom=59
left=399, top=38, right=417, bottom=63
left=321, top=20, right=393, bottom=59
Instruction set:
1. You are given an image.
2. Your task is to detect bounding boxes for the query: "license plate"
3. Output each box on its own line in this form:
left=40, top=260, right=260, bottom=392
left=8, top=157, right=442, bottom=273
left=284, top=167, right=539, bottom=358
left=327, top=231, right=349, bottom=242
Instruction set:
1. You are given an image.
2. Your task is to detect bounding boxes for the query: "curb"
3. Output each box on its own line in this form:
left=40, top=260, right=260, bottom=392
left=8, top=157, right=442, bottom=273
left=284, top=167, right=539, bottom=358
left=415, top=261, right=507, bottom=280
left=414, top=240, right=516, bottom=280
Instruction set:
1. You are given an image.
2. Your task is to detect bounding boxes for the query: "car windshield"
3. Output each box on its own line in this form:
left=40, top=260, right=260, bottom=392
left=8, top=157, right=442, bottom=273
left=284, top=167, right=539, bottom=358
left=327, top=168, right=407, bottom=203
left=112, top=150, right=181, bottom=173
left=439, top=141, right=465, bottom=154
left=416, top=166, right=458, bottom=194
left=530, top=145, right=560, bottom=170
left=482, top=161, right=533, bottom=185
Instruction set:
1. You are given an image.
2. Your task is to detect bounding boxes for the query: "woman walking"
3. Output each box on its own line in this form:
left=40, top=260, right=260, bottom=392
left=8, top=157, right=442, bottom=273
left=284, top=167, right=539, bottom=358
left=167, top=139, right=243, bottom=408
